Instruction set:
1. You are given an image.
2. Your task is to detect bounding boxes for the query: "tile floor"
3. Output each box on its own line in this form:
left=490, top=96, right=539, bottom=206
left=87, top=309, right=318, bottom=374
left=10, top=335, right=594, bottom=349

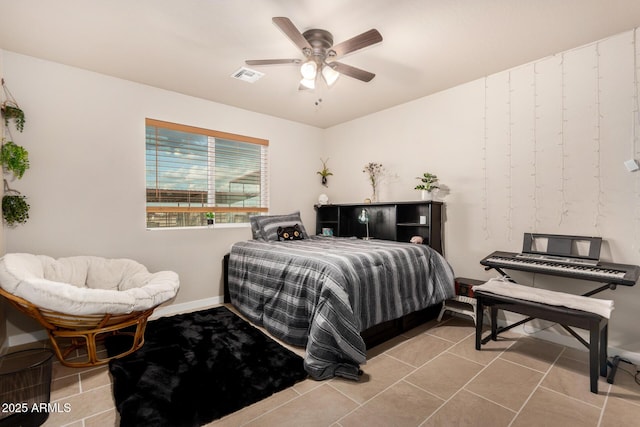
left=6, top=305, right=640, bottom=426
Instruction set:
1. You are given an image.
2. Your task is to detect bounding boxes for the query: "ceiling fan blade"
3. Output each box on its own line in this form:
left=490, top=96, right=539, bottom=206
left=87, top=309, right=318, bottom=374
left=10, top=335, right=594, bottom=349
left=330, top=62, right=376, bottom=82
left=272, top=17, right=312, bottom=52
left=246, top=59, right=301, bottom=66
left=330, top=29, right=382, bottom=58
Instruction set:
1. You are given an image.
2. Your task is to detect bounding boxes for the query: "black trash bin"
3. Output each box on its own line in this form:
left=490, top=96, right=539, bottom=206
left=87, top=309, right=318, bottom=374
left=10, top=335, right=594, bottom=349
left=0, top=348, right=54, bottom=427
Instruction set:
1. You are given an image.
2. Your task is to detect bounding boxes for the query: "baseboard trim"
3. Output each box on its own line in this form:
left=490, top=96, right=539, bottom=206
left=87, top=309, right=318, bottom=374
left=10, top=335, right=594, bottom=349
left=150, top=296, right=223, bottom=319
left=8, top=329, right=48, bottom=348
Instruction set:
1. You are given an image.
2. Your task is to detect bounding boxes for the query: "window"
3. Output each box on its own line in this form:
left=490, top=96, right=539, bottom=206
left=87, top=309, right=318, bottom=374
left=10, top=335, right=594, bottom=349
left=145, top=118, right=268, bottom=228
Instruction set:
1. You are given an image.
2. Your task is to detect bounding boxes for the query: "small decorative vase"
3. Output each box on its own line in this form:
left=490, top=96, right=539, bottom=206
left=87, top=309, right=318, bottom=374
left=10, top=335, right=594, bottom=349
left=207, top=219, right=214, bottom=228
left=421, top=190, right=432, bottom=201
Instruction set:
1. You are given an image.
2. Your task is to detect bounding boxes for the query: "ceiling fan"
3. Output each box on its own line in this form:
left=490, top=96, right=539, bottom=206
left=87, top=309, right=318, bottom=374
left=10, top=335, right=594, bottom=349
left=246, top=17, right=383, bottom=90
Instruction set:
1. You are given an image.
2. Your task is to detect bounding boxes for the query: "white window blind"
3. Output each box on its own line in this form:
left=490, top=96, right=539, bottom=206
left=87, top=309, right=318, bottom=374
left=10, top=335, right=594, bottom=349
left=145, top=118, right=269, bottom=228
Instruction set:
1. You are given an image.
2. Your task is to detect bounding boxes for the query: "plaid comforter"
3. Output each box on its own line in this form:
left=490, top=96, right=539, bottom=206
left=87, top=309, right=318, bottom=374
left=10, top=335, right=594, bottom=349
left=228, top=236, right=455, bottom=380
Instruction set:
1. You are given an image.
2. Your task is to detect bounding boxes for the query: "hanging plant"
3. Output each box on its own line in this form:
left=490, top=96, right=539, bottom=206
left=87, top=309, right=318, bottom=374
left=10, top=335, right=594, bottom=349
left=1, top=102, right=25, bottom=132
left=316, top=158, right=333, bottom=187
left=2, top=191, right=30, bottom=226
left=1, top=80, right=25, bottom=133
left=0, top=140, right=30, bottom=179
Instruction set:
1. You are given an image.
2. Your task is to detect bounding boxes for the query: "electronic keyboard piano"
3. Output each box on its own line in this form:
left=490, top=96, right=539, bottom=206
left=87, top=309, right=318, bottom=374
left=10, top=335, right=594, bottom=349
left=480, top=233, right=640, bottom=288
left=480, top=251, right=639, bottom=286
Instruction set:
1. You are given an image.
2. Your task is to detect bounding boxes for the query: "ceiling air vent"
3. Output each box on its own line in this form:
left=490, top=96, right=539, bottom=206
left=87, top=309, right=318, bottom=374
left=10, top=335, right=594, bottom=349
left=231, top=67, right=265, bottom=83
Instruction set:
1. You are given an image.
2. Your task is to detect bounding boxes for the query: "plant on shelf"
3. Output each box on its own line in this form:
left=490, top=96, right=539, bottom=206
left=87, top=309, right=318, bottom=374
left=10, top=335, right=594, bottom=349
left=0, top=140, right=30, bottom=179
left=2, top=190, right=30, bottom=227
left=317, top=158, right=333, bottom=187
left=415, top=172, right=439, bottom=200
left=1, top=101, right=25, bottom=133
left=205, top=212, right=215, bottom=227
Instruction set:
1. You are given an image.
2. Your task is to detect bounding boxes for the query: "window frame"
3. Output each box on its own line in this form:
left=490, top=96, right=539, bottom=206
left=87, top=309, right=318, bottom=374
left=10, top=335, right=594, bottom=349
left=145, top=118, right=269, bottom=228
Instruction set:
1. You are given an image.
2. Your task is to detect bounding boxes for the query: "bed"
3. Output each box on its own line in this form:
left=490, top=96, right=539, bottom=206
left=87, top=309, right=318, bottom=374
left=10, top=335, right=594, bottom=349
left=226, top=213, right=455, bottom=380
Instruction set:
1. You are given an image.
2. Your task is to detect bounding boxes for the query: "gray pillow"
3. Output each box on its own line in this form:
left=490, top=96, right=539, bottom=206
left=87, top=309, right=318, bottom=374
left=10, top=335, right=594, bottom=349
left=249, top=216, right=264, bottom=240
left=253, top=211, right=310, bottom=241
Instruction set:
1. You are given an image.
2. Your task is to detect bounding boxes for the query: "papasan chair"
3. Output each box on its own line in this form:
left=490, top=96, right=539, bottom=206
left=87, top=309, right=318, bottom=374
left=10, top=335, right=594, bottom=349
left=0, top=253, right=179, bottom=368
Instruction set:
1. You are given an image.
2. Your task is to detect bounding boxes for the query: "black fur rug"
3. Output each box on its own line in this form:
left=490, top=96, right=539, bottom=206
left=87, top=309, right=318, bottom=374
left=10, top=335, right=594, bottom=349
left=106, top=306, right=307, bottom=427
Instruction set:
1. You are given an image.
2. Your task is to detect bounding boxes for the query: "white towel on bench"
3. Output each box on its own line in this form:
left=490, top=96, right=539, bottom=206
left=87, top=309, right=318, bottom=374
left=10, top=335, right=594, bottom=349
left=472, top=278, right=614, bottom=319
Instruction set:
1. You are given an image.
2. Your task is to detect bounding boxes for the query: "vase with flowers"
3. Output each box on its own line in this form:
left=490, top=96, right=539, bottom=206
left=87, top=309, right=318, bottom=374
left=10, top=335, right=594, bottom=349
left=415, top=172, right=439, bottom=201
left=363, top=162, right=384, bottom=202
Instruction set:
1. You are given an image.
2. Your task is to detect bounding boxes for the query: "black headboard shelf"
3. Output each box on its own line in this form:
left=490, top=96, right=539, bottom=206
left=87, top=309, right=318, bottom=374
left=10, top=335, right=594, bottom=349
left=315, top=201, right=443, bottom=255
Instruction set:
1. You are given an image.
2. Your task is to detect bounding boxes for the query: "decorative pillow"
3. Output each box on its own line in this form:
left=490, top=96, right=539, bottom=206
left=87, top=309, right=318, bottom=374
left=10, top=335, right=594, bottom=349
left=249, top=216, right=264, bottom=240
left=254, top=211, right=310, bottom=241
left=277, top=224, right=304, bottom=241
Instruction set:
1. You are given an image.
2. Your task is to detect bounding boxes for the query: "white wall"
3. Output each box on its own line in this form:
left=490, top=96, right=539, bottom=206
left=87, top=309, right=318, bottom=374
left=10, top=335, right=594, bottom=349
left=324, top=30, right=640, bottom=356
left=1, top=51, right=324, bottom=342
left=4, top=29, right=640, bottom=356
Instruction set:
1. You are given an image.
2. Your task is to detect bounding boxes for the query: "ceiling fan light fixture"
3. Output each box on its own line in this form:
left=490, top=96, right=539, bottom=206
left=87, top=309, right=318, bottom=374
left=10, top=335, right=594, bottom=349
left=246, top=17, right=382, bottom=90
left=300, top=60, right=317, bottom=80
left=299, top=77, right=316, bottom=90
left=321, top=64, right=340, bottom=86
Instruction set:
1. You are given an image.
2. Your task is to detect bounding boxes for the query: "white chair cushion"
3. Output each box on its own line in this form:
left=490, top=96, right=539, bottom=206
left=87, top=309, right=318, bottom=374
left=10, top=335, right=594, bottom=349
left=473, top=277, right=614, bottom=319
left=0, top=253, right=180, bottom=315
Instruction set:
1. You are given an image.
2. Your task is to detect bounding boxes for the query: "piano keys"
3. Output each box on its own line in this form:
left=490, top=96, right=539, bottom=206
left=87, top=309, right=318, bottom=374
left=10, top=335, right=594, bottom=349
left=480, top=233, right=640, bottom=287
left=481, top=251, right=639, bottom=286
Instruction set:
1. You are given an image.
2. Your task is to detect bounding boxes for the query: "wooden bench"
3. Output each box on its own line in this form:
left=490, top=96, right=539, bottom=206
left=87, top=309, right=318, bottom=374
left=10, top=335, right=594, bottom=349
left=474, top=284, right=610, bottom=394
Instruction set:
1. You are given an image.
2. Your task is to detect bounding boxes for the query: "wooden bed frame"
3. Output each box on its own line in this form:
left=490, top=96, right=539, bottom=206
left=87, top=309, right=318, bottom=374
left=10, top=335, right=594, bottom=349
left=223, top=254, right=442, bottom=349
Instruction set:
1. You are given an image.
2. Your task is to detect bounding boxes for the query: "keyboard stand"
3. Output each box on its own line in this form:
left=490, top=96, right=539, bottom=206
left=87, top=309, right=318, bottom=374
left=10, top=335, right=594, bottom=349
left=607, top=356, right=620, bottom=384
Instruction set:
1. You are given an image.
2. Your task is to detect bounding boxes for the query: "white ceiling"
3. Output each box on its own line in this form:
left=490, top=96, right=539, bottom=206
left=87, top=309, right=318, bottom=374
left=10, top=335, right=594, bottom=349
left=2, top=0, right=640, bottom=128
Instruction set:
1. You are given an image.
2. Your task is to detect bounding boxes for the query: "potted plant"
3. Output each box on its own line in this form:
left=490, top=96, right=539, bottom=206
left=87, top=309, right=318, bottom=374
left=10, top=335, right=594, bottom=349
left=415, top=172, right=439, bottom=200
left=2, top=192, right=29, bottom=226
left=1, top=101, right=25, bottom=132
left=1, top=140, right=30, bottom=179
left=205, top=212, right=215, bottom=227
left=316, top=158, right=333, bottom=187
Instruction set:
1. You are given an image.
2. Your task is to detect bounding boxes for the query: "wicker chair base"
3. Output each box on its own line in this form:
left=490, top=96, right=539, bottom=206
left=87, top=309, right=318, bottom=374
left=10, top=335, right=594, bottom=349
left=0, top=287, right=154, bottom=368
